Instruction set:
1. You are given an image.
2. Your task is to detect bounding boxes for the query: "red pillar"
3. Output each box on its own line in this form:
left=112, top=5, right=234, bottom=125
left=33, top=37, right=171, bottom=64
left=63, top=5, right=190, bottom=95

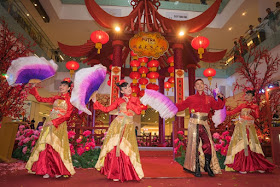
left=110, top=40, right=123, bottom=123
left=187, top=64, right=196, bottom=96
left=173, top=44, right=184, bottom=129
left=158, top=76, right=165, bottom=145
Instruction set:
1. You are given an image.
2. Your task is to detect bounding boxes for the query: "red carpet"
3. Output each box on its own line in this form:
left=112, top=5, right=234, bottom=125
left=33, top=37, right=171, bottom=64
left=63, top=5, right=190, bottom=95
left=140, top=151, right=194, bottom=178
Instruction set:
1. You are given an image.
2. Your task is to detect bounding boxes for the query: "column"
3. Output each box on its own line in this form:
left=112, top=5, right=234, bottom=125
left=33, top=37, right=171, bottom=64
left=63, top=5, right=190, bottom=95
left=187, top=64, right=196, bottom=96
left=173, top=43, right=185, bottom=129
left=109, top=40, right=124, bottom=122
left=158, top=76, right=165, bottom=145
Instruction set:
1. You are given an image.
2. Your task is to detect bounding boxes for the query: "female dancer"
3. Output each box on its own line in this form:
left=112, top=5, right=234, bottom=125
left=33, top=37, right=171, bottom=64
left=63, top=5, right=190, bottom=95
left=91, top=80, right=144, bottom=182
left=224, top=90, right=275, bottom=173
left=26, top=78, right=75, bottom=178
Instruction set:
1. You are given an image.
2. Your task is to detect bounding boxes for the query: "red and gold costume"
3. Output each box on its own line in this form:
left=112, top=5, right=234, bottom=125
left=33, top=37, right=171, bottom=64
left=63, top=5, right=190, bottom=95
left=94, top=95, right=144, bottom=182
left=176, top=92, right=225, bottom=175
left=26, top=87, right=75, bottom=177
left=225, top=102, right=275, bottom=172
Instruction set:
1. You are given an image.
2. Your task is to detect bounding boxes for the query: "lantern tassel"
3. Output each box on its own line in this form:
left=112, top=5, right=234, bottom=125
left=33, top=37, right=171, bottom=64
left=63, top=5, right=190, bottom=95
left=198, top=48, right=205, bottom=59
left=208, top=76, right=212, bottom=86
left=95, top=43, right=102, bottom=54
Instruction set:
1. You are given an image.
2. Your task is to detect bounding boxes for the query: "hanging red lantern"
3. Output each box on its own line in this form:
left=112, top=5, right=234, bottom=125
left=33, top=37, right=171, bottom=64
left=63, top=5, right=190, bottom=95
left=168, top=66, right=175, bottom=77
left=146, top=83, right=159, bottom=91
left=138, top=78, right=149, bottom=89
left=191, top=36, right=210, bottom=59
left=167, top=56, right=174, bottom=66
left=138, top=67, right=149, bottom=78
left=147, top=60, right=160, bottom=71
left=129, top=72, right=141, bottom=84
left=168, top=77, right=175, bottom=88
left=90, top=30, right=109, bottom=54
left=66, top=60, right=79, bottom=78
left=141, top=104, right=148, bottom=115
left=130, top=60, right=140, bottom=71
left=138, top=57, right=148, bottom=66
left=203, top=68, right=216, bottom=85
left=164, top=82, right=171, bottom=92
left=139, top=90, right=145, bottom=97
left=147, top=72, right=159, bottom=83
left=130, top=51, right=138, bottom=60
left=131, top=85, right=140, bottom=97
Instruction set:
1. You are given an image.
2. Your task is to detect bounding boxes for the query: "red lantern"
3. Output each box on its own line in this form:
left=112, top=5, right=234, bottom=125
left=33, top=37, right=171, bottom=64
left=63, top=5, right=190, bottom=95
left=131, top=85, right=140, bottom=97
left=203, top=68, right=216, bottom=85
left=147, top=72, right=159, bottom=83
left=138, top=78, right=149, bottom=89
left=168, top=66, right=174, bottom=77
left=66, top=60, right=79, bottom=77
left=107, top=80, right=111, bottom=86
left=164, top=82, right=171, bottom=92
left=90, top=30, right=109, bottom=54
left=138, top=67, right=149, bottom=78
left=130, top=51, right=138, bottom=60
left=140, top=103, right=148, bottom=114
left=138, top=57, right=148, bottom=66
left=129, top=72, right=141, bottom=84
left=168, top=77, right=175, bottom=88
left=146, top=83, right=159, bottom=91
left=191, top=36, right=210, bottom=59
left=130, top=60, right=140, bottom=71
left=167, top=56, right=174, bottom=66
left=139, top=90, right=145, bottom=97
left=147, top=60, right=160, bottom=71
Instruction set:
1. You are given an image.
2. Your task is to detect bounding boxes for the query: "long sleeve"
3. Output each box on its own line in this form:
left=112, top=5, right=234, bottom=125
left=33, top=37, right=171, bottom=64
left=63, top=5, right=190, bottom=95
left=176, top=97, right=191, bottom=112
left=29, top=87, right=56, bottom=104
left=52, top=95, right=74, bottom=128
left=93, top=99, right=121, bottom=113
left=226, top=103, right=247, bottom=116
left=210, top=97, right=225, bottom=110
left=126, top=97, right=142, bottom=115
left=249, top=104, right=260, bottom=119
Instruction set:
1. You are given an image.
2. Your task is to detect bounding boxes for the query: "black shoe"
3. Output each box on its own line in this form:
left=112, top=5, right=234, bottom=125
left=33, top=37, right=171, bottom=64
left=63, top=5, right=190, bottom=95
left=183, top=167, right=201, bottom=177
left=204, top=154, right=215, bottom=177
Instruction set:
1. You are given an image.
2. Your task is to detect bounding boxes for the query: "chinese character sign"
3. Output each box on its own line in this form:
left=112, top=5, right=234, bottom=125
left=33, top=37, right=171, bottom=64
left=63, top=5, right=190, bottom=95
left=129, top=32, right=169, bottom=59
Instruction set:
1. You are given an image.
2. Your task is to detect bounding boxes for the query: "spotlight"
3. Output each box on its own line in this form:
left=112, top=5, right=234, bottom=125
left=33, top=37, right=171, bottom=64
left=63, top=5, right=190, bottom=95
left=179, top=31, right=184, bottom=36
left=115, top=26, right=121, bottom=32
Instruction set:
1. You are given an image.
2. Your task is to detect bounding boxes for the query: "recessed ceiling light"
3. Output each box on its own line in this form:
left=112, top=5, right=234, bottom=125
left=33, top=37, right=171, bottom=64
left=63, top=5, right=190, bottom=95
left=26, top=14, right=30, bottom=16
left=242, top=12, right=247, bottom=16
left=42, top=16, right=45, bottom=19
left=228, top=27, right=233, bottom=31
left=34, top=3, right=37, bottom=6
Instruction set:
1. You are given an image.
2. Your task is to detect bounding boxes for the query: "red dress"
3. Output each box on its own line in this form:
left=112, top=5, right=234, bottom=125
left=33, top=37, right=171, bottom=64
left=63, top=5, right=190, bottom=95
left=94, top=96, right=144, bottom=182
left=224, top=102, right=275, bottom=172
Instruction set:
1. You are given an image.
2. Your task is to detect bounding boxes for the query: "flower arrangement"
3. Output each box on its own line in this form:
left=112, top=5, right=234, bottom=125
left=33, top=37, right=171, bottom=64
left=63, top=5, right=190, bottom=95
left=12, top=125, right=41, bottom=161
left=12, top=127, right=100, bottom=168
left=174, top=131, right=187, bottom=166
left=69, top=130, right=101, bottom=168
left=212, top=131, right=232, bottom=169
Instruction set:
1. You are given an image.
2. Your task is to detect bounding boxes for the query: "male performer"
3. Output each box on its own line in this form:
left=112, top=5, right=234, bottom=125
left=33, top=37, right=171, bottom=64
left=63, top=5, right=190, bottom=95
left=176, top=79, right=225, bottom=177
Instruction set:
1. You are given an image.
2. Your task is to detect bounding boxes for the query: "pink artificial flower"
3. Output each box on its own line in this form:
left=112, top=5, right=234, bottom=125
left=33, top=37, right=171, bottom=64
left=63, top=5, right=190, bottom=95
left=174, top=138, right=179, bottom=145
left=19, top=125, right=25, bottom=130
left=23, top=129, right=31, bottom=133
left=76, top=138, right=82, bottom=144
left=85, top=145, right=91, bottom=151
left=219, top=139, right=225, bottom=146
left=69, top=144, right=75, bottom=155
left=83, top=130, right=91, bottom=137
left=33, top=130, right=40, bottom=136
left=38, top=126, right=43, bottom=131
left=88, top=141, right=95, bottom=148
left=19, top=135, right=25, bottom=141
left=225, top=136, right=231, bottom=143
left=68, top=131, right=76, bottom=139
left=23, top=137, right=31, bottom=144
left=30, top=135, right=37, bottom=140
left=174, top=147, right=178, bottom=154
left=177, top=131, right=184, bottom=135
left=25, top=130, right=34, bottom=137
left=22, top=146, right=27, bottom=154
left=16, top=131, right=20, bottom=137
left=214, top=144, right=220, bottom=151
left=213, top=132, right=220, bottom=140
left=31, top=147, right=34, bottom=153
left=31, top=140, right=36, bottom=147
left=77, top=147, right=85, bottom=156
left=222, top=131, right=229, bottom=137
left=18, top=140, right=24, bottom=146
left=221, top=147, right=228, bottom=156
left=220, top=135, right=225, bottom=140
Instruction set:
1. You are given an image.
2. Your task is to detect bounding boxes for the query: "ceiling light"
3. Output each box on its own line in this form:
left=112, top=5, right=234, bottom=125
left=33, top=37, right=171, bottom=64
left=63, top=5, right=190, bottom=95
left=115, top=26, right=120, bottom=32
left=228, top=27, right=232, bottom=31
left=34, top=3, right=37, bottom=6
left=242, top=12, right=247, bottom=16
left=26, top=14, right=30, bottom=16
left=179, top=31, right=184, bottom=36
left=42, top=16, right=45, bottom=19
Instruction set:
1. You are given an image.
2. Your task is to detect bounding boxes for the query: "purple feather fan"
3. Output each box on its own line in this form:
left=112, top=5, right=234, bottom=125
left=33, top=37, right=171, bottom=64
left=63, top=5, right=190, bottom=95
left=70, top=64, right=107, bottom=115
left=6, top=56, right=58, bottom=86
left=212, top=88, right=227, bottom=128
left=140, top=89, right=178, bottom=119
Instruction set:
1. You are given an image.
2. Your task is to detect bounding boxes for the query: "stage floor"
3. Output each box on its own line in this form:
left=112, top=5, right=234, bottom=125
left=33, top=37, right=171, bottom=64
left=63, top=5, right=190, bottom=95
left=0, top=151, right=279, bottom=187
